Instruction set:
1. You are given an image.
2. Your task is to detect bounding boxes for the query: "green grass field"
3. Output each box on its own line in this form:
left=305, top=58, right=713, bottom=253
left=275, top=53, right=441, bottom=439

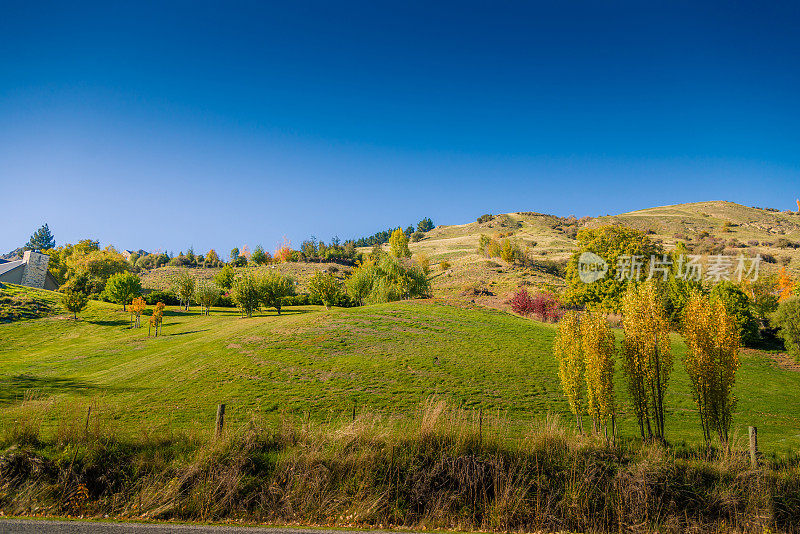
left=2, top=284, right=799, bottom=453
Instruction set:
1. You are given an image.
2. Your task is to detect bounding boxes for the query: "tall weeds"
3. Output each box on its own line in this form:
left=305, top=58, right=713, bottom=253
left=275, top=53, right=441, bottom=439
left=1, top=398, right=799, bottom=533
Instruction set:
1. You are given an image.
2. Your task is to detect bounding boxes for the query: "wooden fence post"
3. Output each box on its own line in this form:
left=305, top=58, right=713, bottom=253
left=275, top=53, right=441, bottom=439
left=479, top=408, right=483, bottom=446
left=215, top=404, right=226, bottom=438
left=749, top=426, right=758, bottom=467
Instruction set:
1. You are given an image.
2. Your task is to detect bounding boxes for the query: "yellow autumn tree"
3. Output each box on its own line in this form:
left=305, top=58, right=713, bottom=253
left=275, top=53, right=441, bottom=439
left=129, top=297, right=146, bottom=328
left=148, top=302, right=165, bottom=337
left=554, top=311, right=586, bottom=433
left=683, top=293, right=740, bottom=445
left=776, top=266, right=796, bottom=302
left=582, top=310, right=616, bottom=437
left=621, top=281, right=672, bottom=441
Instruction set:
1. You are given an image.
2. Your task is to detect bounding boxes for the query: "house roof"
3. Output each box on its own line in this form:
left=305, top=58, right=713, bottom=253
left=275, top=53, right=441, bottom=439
left=0, top=260, right=24, bottom=276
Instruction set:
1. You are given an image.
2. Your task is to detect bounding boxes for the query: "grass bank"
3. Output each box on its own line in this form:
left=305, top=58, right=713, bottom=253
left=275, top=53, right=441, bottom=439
left=2, top=399, right=799, bottom=533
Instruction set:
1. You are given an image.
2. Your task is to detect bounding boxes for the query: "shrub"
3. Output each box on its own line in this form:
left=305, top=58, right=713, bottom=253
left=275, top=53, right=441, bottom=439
left=476, top=214, right=494, bottom=224
left=508, top=287, right=535, bottom=316
left=144, top=290, right=180, bottom=306
left=773, top=298, right=800, bottom=362
left=439, top=260, right=451, bottom=271
left=308, top=272, right=344, bottom=310
left=231, top=273, right=261, bottom=317
left=214, top=265, right=235, bottom=290
left=195, top=280, right=219, bottom=315
left=346, top=253, right=430, bottom=305
left=507, top=288, right=561, bottom=322
left=710, top=281, right=759, bottom=347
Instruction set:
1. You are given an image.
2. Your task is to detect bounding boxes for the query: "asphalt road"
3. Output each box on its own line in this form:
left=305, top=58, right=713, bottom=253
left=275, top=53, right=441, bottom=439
left=0, top=520, right=404, bottom=534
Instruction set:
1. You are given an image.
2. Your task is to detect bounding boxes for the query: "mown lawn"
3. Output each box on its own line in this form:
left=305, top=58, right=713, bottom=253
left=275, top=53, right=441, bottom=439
left=1, top=287, right=799, bottom=453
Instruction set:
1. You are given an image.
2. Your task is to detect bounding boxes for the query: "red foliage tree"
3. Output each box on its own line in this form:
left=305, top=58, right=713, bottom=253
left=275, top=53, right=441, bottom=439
left=508, top=287, right=562, bottom=322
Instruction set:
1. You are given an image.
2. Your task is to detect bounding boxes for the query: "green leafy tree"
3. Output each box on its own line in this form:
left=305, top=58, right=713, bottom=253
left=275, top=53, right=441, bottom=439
left=709, top=281, right=759, bottom=347
left=66, top=247, right=130, bottom=292
left=251, top=245, right=268, bottom=265
left=205, top=249, right=221, bottom=267
left=230, top=248, right=240, bottom=264
left=663, top=242, right=704, bottom=325
left=259, top=273, right=297, bottom=315
left=773, top=298, right=800, bottom=362
left=62, top=289, right=89, bottom=319
left=175, top=273, right=196, bottom=311
left=345, top=263, right=375, bottom=306
left=389, top=228, right=411, bottom=258
left=102, top=272, right=142, bottom=311
left=308, top=271, right=343, bottom=310
left=195, top=280, right=219, bottom=315
left=345, top=253, right=430, bottom=305
left=231, top=273, right=261, bottom=317
left=565, top=225, right=663, bottom=311
left=25, top=223, right=56, bottom=250
left=417, top=217, right=435, bottom=232
left=214, top=264, right=235, bottom=290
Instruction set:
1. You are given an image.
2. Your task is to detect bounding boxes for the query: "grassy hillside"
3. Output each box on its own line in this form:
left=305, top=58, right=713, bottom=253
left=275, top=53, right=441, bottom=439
left=0, top=283, right=63, bottom=323
left=405, top=201, right=799, bottom=307
left=2, top=286, right=800, bottom=453
left=134, top=201, right=799, bottom=312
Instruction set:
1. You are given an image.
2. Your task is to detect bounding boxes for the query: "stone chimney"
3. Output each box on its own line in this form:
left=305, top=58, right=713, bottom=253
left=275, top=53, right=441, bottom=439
left=21, top=250, right=50, bottom=289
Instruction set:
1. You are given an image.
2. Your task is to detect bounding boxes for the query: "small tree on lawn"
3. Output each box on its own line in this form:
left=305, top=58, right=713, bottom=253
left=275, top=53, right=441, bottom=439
left=231, top=273, right=261, bottom=317
left=554, top=311, right=585, bottom=433
left=103, top=272, right=142, bottom=312
left=62, top=289, right=88, bottom=319
left=130, top=296, right=146, bottom=327
left=195, top=280, right=219, bottom=316
left=683, top=293, right=740, bottom=446
left=259, top=273, right=296, bottom=315
left=175, top=273, right=195, bottom=311
left=308, top=271, right=343, bottom=310
left=148, top=302, right=165, bottom=336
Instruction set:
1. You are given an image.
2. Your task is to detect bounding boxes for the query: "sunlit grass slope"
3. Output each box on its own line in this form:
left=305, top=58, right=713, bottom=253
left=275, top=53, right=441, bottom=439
left=1, top=286, right=799, bottom=452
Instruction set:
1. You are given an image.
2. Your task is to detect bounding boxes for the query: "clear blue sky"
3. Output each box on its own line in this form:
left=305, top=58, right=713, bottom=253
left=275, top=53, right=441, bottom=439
left=2, top=1, right=798, bottom=257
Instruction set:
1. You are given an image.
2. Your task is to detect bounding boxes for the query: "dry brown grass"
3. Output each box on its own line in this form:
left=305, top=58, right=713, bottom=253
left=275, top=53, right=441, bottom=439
left=2, top=398, right=800, bottom=532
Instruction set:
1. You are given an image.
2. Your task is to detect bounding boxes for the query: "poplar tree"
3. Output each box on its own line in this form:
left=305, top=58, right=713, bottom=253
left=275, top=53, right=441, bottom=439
left=582, top=310, right=616, bottom=437
left=621, top=281, right=672, bottom=441
left=683, top=293, right=740, bottom=445
left=554, top=311, right=585, bottom=433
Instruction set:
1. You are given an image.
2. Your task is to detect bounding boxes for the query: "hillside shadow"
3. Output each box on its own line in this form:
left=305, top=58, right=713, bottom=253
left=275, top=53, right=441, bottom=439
left=0, top=374, right=108, bottom=405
